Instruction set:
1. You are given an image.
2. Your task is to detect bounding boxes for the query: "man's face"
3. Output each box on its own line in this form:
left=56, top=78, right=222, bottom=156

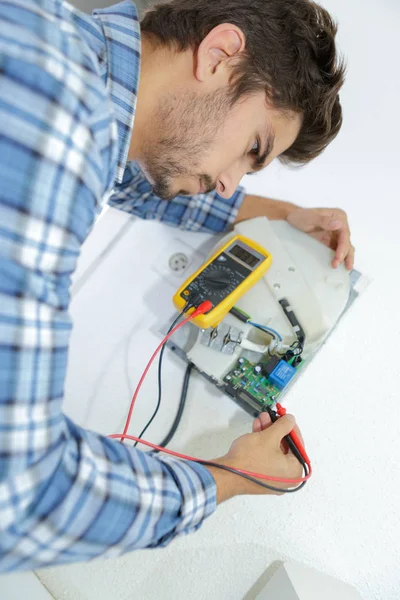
left=139, top=89, right=302, bottom=201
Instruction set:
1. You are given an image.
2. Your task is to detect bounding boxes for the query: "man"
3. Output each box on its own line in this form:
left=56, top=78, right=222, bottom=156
left=0, top=0, right=353, bottom=570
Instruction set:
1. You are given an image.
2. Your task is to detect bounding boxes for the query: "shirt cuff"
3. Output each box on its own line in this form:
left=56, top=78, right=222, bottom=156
left=159, top=456, right=217, bottom=535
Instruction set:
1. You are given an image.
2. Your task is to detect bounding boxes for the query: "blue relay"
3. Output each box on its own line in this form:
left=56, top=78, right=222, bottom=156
left=269, top=360, right=296, bottom=390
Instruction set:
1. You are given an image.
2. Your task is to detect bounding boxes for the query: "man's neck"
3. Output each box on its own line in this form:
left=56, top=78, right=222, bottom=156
left=128, top=34, right=194, bottom=162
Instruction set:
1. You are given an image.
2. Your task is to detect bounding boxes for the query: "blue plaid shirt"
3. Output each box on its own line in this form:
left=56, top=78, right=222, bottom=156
left=0, top=0, right=245, bottom=570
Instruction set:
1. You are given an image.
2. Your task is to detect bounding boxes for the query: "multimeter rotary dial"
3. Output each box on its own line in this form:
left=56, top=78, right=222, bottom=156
left=196, top=265, right=237, bottom=298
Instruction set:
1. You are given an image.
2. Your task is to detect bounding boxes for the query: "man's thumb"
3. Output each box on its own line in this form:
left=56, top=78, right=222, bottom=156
left=267, top=414, right=295, bottom=441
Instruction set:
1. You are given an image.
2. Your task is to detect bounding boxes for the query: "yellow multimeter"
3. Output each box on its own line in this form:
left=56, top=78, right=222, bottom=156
left=173, top=235, right=272, bottom=329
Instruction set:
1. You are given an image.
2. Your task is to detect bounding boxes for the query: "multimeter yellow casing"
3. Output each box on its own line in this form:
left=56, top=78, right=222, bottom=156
left=173, top=234, right=272, bottom=329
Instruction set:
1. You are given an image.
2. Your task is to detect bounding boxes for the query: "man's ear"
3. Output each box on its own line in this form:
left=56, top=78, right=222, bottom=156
left=195, top=24, right=246, bottom=82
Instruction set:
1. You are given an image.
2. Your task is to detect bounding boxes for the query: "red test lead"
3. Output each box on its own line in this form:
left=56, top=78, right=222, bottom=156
left=190, top=300, right=213, bottom=316
left=276, top=403, right=311, bottom=466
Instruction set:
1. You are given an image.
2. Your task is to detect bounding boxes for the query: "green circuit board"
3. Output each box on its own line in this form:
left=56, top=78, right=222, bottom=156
left=223, top=356, right=303, bottom=410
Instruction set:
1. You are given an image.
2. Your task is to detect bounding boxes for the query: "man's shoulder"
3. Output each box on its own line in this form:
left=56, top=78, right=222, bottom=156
left=0, top=0, right=107, bottom=114
left=0, top=2, right=115, bottom=248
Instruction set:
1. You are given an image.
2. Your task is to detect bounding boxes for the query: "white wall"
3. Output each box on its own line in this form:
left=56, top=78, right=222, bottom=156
left=13, top=0, right=400, bottom=599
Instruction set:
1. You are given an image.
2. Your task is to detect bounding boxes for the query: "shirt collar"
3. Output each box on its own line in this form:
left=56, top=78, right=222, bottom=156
left=93, top=1, right=141, bottom=184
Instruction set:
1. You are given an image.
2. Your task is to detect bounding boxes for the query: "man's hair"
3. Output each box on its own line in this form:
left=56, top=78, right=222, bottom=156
left=141, top=0, right=345, bottom=164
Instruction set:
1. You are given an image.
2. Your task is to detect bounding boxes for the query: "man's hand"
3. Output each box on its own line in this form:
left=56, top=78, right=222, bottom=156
left=287, top=207, right=354, bottom=270
left=204, top=413, right=305, bottom=503
left=235, top=195, right=354, bottom=270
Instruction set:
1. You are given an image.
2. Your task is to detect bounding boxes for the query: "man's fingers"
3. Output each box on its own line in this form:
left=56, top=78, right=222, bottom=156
left=290, top=422, right=305, bottom=448
left=280, top=441, right=289, bottom=454
left=345, top=244, right=355, bottom=271
left=300, top=223, right=354, bottom=271
left=288, top=208, right=347, bottom=235
left=252, top=418, right=261, bottom=433
left=286, top=208, right=314, bottom=232
left=332, top=227, right=351, bottom=268
left=263, top=414, right=296, bottom=443
left=288, top=206, right=353, bottom=270
left=280, top=423, right=304, bottom=455
left=313, top=210, right=341, bottom=232
left=254, top=413, right=305, bottom=456
left=287, top=208, right=322, bottom=233
left=252, top=412, right=272, bottom=433
left=309, top=230, right=332, bottom=247
left=314, top=208, right=348, bottom=232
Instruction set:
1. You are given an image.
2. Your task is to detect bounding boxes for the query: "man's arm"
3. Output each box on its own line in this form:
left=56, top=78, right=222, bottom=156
left=110, top=164, right=296, bottom=232
left=110, top=169, right=354, bottom=269
left=0, top=52, right=217, bottom=570
left=234, top=194, right=297, bottom=222
left=109, top=161, right=246, bottom=233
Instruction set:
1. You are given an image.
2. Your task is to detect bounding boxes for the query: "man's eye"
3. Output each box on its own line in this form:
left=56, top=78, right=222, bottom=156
left=250, top=139, right=260, bottom=155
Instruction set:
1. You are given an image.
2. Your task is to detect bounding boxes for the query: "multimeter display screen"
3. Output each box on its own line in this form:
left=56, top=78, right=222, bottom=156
left=229, top=244, right=260, bottom=268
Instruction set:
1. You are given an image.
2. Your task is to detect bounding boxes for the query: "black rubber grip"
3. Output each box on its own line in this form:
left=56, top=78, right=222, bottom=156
left=279, top=298, right=306, bottom=345
left=229, top=306, right=249, bottom=323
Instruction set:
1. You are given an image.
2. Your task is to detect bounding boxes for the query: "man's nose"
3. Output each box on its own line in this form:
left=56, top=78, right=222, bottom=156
left=216, top=166, right=246, bottom=199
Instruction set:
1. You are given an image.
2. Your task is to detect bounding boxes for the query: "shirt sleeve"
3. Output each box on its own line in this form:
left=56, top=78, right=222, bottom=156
left=0, top=48, right=216, bottom=572
left=108, top=161, right=246, bottom=233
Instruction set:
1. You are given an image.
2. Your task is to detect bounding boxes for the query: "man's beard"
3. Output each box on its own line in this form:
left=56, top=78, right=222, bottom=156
left=141, top=90, right=231, bottom=200
left=152, top=172, right=214, bottom=201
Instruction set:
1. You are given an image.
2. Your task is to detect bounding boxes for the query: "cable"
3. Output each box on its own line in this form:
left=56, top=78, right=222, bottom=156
left=248, top=321, right=283, bottom=341
left=133, top=311, right=184, bottom=447
left=229, top=306, right=252, bottom=323
left=229, top=307, right=283, bottom=341
left=279, top=297, right=306, bottom=349
left=118, top=300, right=212, bottom=442
left=108, top=433, right=312, bottom=488
left=154, top=362, right=193, bottom=451
left=196, top=459, right=309, bottom=494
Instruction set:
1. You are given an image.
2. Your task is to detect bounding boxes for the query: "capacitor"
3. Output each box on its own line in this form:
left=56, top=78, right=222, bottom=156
left=238, top=358, right=244, bottom=364
left=254, top=365, right=262, bottom=374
